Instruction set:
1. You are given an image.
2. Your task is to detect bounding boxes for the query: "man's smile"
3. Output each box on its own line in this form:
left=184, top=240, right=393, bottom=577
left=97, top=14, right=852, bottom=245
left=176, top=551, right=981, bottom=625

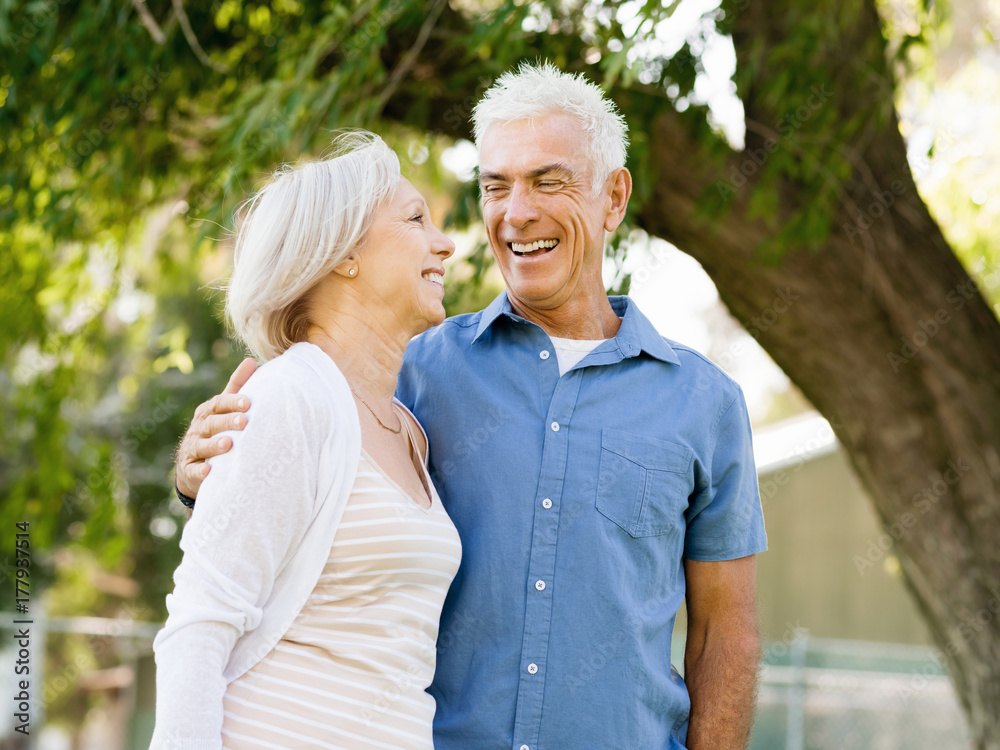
left=509, top=239, right=559, bottom=257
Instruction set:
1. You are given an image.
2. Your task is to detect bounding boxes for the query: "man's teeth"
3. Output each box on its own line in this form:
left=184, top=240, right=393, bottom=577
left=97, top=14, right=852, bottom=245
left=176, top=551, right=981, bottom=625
left=422, top=272, right=443, bottom=284
left=511, top=239, right=558, bottom=255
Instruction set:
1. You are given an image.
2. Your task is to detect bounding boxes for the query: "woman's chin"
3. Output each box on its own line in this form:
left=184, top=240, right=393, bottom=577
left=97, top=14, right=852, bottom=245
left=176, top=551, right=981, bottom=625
left=409, top=305, right=447, bottom=336
left=427, top=305, right=448, bottom=329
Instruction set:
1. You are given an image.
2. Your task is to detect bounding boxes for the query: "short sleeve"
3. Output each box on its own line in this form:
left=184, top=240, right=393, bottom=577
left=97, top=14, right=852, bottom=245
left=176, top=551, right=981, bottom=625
left=683, top=387, right=767, bottom=561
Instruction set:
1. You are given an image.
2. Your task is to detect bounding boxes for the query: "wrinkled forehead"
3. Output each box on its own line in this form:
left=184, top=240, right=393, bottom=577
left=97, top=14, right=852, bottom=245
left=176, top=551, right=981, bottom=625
left=392, top=175, right=422, bottom=203
left=477, top=114, right=595, bottom=180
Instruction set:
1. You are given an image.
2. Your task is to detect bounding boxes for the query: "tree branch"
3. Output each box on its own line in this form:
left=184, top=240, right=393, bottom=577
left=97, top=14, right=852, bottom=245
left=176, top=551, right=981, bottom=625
left=172, top=0, right=229, bottom=73
left=131, top=0, right=166, bottom=44
left=374, top=0, right=447, bottom=117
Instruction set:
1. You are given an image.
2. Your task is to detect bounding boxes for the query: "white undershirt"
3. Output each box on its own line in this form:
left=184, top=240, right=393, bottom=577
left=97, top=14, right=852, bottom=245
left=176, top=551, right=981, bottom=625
left=548, top=335, right=608, bottom=376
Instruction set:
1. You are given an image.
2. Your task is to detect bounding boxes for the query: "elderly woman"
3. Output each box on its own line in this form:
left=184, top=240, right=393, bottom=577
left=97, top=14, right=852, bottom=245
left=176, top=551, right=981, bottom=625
left=150, top=132, right=459, bottom=749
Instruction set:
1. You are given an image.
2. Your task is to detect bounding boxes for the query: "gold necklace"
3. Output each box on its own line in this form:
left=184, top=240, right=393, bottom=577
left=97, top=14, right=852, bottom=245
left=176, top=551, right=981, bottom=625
left=306, top=324, right=403, bottom=435
left=350, top=386, right=402, bottom=434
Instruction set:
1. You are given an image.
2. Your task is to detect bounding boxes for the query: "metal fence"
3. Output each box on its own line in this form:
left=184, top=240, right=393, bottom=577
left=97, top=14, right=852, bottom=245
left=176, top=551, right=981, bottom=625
left=1, top=611, right=158, bottom=750
left=1, top=615, right=973, bottom=749
left=750, top=634, right=970, bottom=750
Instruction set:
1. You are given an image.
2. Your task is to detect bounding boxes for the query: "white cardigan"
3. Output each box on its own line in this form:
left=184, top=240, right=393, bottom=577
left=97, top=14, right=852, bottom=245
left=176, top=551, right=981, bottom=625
left=150, top=342, right=362, bottom=750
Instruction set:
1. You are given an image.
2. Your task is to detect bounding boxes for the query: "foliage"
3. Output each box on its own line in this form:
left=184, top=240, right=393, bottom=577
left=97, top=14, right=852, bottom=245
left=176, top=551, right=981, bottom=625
left=1, top=0, right=997, bottom=735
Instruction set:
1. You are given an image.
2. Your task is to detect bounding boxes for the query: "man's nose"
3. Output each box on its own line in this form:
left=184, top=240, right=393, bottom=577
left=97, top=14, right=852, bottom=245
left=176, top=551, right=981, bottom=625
left=504, top=183, right=540, bottom=228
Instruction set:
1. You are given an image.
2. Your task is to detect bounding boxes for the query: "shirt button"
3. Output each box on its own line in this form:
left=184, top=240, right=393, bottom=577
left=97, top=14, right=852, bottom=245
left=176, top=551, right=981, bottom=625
left=535, top=580, right=546, bottom=591
left=539, top=350, right=550, bottom=360
left=542, top=498, right=552, bottom=509
left=527, top=663, right=538, bottom=674
left=520, top=746, right=530, bottom=750
left=550, top=422, right=560, bottom=432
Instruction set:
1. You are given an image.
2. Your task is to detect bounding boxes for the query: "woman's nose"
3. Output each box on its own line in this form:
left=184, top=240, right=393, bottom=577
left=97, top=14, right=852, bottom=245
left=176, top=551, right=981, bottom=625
left=433, top=226, right=456, bottom=260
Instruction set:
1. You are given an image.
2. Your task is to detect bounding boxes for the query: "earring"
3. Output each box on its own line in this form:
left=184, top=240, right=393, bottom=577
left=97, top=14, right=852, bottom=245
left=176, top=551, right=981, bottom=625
left=349, top=268, right=357, bottom=276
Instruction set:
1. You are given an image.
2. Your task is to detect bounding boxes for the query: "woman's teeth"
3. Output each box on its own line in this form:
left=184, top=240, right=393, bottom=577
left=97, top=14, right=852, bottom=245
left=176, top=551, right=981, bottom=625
left=511, top=239, right=558, bottom=256
left=422, top=272, right=443, bottom=284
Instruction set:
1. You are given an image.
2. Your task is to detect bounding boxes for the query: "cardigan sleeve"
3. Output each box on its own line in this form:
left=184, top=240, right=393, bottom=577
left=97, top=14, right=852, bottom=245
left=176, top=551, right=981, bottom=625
left=149, top=363, right=334, bottom=749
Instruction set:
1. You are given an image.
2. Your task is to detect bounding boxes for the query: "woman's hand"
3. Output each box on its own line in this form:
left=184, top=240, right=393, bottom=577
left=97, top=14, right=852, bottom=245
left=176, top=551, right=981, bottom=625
left=174, top=358, right=257, bottom=498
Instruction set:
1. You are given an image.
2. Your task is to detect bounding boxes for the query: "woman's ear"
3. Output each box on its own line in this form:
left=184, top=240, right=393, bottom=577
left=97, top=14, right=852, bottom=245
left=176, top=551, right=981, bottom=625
left=332, top=254, right=360, bottom=279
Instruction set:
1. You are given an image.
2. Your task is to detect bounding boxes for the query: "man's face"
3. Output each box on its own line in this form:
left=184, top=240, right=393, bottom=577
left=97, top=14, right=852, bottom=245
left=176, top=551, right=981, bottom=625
left=478, top=114, right=617, bottom=313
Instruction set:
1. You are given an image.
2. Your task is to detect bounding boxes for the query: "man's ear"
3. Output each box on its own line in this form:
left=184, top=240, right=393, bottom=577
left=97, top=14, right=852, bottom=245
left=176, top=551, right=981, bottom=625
left=604, top=167, right=633, bottom=233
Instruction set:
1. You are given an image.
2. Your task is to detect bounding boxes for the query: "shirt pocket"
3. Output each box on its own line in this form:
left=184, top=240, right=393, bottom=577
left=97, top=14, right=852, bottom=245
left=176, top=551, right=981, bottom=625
left=595, top=428, right=694, bottom=538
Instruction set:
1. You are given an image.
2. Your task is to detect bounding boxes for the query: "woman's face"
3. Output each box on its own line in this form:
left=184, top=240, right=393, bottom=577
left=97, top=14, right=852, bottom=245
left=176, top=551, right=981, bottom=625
left=358, top=177, right=455, bottom=335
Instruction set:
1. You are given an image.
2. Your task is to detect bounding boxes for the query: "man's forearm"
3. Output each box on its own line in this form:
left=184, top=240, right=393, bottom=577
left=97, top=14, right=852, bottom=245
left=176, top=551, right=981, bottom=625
left=683, top=628, right=760, bottom=750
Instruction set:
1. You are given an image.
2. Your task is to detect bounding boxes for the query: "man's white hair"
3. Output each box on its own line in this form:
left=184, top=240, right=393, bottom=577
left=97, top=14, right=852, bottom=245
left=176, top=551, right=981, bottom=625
left=472, top=61, right=629, bottom=193
left=226, top=131, right=400, bottom=361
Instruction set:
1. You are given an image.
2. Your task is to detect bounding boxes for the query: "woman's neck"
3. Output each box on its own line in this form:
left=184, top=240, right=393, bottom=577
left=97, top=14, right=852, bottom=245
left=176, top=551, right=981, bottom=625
left=307, top=308, right=408, bottom=402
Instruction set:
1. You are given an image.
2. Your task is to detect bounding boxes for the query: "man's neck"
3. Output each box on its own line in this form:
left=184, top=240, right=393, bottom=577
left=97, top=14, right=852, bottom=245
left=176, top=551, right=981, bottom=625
left=508, top=291, right=623, bottom=340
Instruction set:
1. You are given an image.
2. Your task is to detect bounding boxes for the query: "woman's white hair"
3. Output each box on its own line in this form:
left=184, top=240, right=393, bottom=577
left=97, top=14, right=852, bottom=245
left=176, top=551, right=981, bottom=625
left=472, top=61, right=629, bottom=193
left=226, top=130, right=400, bottom=361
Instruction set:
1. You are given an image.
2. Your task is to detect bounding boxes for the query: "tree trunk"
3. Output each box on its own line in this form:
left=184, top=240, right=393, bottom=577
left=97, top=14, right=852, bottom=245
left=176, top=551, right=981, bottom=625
left=631, top=2, right=1000, bottom=746
left=385, top=2, right=1000, bottom=745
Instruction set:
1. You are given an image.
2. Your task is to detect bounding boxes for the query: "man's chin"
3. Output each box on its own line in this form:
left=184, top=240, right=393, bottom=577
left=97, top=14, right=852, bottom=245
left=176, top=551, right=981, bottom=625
left=505, top=285, right=571, bottom=316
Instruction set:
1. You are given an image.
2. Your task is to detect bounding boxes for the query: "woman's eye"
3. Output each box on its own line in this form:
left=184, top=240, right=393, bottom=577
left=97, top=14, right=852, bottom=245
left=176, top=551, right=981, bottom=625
left=410, top=214, right=424, bottom=223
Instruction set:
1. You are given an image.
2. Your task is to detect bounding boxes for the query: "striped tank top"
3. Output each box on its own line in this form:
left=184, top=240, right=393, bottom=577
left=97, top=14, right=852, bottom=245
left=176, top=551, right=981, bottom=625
left=221, top=412, right=462, bottom=749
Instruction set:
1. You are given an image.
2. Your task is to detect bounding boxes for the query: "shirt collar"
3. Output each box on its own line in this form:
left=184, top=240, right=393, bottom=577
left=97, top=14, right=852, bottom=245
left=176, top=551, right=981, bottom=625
left=471, top=290, right=515, bottom=342
left=472, top=291, right=681, bottom=367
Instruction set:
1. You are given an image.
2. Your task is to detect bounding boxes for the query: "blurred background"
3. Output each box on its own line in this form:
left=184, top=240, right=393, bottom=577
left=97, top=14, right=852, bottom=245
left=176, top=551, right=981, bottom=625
left=1, top=0, right=998, bottom=747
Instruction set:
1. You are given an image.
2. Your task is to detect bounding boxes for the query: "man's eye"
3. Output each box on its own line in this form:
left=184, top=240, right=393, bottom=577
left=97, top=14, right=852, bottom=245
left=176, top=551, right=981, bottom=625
left=483, top=185, right=506, bottom=194
left=539, top=181, right=561, bottom=188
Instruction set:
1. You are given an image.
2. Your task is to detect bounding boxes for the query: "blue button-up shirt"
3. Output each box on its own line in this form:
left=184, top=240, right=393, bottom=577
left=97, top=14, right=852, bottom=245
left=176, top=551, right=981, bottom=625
left=397, top=292, right=767, bottom=750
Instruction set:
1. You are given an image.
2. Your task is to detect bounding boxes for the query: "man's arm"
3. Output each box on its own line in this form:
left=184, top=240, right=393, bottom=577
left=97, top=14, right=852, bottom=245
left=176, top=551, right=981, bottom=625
left=174, top=357, right=257, bottom=500
left=682, top=554, right=760, bottom=750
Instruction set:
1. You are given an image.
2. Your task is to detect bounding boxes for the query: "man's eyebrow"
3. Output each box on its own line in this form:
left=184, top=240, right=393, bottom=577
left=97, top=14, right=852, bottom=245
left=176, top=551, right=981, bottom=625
left=526, top=163, right=573, bottom=179
left=477, top=163, right=574, bottom=183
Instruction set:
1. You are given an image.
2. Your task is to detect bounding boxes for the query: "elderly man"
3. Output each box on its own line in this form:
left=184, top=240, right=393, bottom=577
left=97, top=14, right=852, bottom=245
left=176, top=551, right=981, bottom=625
left=175, top=62, right=766, bottom=750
